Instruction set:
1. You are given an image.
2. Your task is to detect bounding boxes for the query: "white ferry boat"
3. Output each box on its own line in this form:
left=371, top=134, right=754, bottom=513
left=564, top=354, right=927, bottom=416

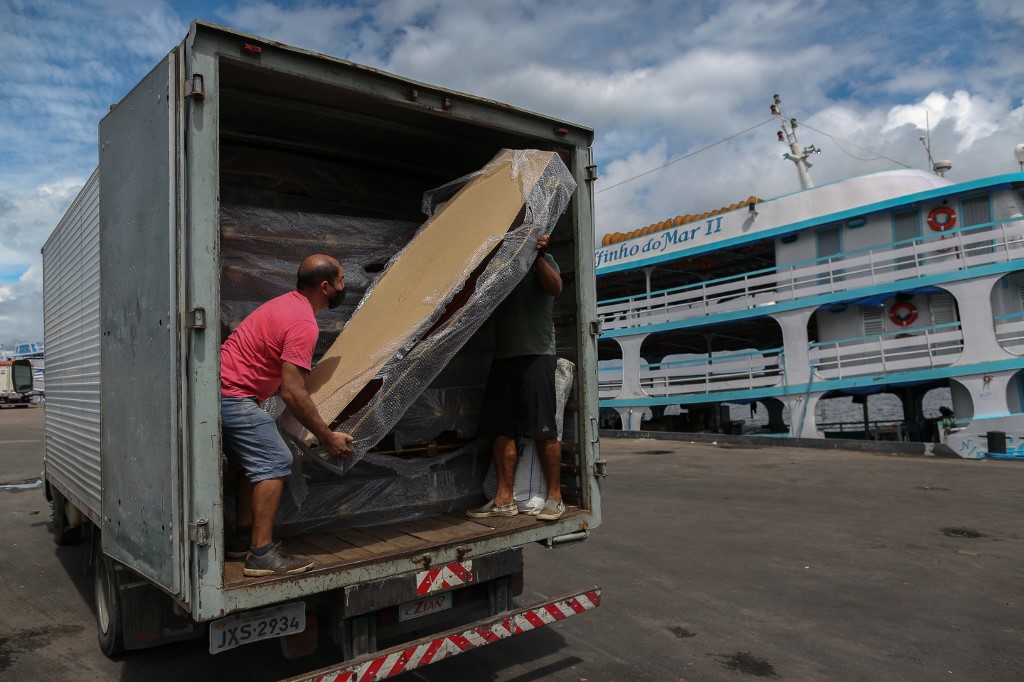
left=595, top=97, right=1024, bottom=459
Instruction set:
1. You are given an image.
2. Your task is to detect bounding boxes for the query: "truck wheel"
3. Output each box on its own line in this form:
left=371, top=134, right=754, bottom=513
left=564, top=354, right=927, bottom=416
left=95, top=555, right=125, bottom=657
left=51, top=488, right=81, bottom=546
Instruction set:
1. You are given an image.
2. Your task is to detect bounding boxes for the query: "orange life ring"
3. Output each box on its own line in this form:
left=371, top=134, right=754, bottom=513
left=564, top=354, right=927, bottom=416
left=927, top=206, right=957, bottom=232
left=889, top=302, right=918, bottom=326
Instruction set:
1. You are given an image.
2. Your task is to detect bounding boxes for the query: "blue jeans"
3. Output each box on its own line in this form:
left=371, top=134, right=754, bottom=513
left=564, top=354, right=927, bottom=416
left=221, top=396, right=293, bottom=483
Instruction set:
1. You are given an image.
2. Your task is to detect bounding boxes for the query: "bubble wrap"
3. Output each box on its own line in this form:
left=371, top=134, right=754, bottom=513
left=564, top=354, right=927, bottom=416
left=279, top=149, right=577, bottom=475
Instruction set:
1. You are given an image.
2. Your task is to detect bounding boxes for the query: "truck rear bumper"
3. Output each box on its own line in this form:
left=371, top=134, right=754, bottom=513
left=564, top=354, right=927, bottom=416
left=284, top=586, right=602, bottom=682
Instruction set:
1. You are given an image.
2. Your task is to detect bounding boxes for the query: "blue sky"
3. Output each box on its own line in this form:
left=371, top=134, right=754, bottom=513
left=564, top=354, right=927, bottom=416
left=1, top=0, right=1022, bottom=348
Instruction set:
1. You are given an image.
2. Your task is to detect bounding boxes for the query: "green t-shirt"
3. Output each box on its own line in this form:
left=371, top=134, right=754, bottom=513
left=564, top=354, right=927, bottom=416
left=493, top=254, right=559, bottom=359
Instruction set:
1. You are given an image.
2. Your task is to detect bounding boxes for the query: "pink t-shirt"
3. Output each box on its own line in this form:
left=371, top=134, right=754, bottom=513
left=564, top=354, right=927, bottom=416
left=220, top=291, right=320, bottom=401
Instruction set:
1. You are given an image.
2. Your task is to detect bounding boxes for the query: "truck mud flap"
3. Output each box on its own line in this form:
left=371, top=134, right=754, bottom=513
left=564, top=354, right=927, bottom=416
left=282, top=586, right=601, bottom=682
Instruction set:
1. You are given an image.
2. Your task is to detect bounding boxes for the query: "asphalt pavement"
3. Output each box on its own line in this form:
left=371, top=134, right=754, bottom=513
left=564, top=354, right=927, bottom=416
left=1, top=406, right=1021, bottom=681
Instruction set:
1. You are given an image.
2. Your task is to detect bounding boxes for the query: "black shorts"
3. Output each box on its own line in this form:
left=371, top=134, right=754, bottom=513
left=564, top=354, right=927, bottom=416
left=479, top=355, right=558, bottom=440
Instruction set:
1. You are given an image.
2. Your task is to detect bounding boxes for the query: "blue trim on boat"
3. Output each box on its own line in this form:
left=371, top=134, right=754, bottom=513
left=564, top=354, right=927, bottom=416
left=595, top=173, right=1023, bottom=276
left=599, top=215, right=1022, bottom=307
left=601, top=259, right=1024, bottom=339
left=600, top=357, right=1024, bottom=408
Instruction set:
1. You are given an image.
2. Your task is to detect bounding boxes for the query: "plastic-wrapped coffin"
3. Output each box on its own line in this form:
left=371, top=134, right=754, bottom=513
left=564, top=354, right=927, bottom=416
left=278, top=149, right=577, bottom=474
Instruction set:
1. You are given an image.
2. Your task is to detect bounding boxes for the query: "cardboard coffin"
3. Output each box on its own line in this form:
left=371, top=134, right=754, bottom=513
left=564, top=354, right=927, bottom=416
left=278, top=149, right=576, bottom=474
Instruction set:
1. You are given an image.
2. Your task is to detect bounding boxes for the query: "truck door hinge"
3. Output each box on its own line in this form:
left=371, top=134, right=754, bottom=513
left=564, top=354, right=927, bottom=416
left=188, top=518, right=210, bottom=546
left=585, top=164, right=599, bottom=182
left=589, top=319, right=603, bottom=336
left=185, top=74, right=205, bottom=100
left=188, top=307, right=207, bottom=329
left=590, top=417, right=606, bottom=477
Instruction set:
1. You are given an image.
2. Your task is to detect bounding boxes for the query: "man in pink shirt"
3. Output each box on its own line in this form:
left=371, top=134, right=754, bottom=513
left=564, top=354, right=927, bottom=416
left=221, top=254, right=353, bottom=577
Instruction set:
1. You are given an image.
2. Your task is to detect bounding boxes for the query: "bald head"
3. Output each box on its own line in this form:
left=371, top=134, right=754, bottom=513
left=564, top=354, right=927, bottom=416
left=296, top=254, right=343, bottom=292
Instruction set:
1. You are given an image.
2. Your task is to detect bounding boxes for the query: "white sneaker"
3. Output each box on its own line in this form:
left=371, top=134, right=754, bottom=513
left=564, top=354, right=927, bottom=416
left=466, top=499, right=519, bottom=518
left=536, top=498, right=565, bottom=521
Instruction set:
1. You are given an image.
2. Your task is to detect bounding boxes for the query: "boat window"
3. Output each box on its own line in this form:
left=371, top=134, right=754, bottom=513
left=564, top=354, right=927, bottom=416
left=816, top=226, right=843, bottom=284
left=961, top=195, right=993, bottom=255
left=928, top=292, right=957, bottom=325
left=862, top=306, right=885, bottom=335
left=816, top=226, right=841, bottom=258
left=892, top=210, right=920, bottom=270
left=960, top=195, right=991, bottom=228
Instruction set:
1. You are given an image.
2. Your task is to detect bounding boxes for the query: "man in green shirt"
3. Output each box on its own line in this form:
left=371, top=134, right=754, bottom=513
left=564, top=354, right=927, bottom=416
left=468, top=234, right=565, bottom=521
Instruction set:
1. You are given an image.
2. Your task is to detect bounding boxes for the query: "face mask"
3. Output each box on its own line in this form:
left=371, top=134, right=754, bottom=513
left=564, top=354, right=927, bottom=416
left=327, top=285, right=345, bottom=309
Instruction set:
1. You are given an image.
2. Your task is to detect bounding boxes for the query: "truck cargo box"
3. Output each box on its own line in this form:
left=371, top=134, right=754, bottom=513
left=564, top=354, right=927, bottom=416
left=43, top=17, right=602, bottom=646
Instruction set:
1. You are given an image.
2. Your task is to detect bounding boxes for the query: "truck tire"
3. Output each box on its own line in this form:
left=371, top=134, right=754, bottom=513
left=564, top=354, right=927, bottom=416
left=95, top=555, right=125, bottom=657
left=51, top=488, right=81, bottom=546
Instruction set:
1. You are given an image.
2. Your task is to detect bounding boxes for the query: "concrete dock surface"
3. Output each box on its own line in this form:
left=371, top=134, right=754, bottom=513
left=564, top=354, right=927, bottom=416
left=1, top=406, right=1020, bottom=680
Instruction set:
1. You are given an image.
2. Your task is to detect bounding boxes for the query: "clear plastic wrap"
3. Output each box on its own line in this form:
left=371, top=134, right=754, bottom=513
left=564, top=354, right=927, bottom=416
left=219, top=150, right=576, bottom=533
left=256, top=386, right=489, bottom=530
left=219, top=206, right=421, bottom=357
left=278, top=149, right=577, bottom=475
left=272, top=438, right=492, bottom=534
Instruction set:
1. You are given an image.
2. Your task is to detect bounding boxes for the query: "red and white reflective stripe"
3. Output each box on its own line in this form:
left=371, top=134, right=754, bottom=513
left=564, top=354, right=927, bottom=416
left=415, top=561, right=474, bottom=595
left=292, top=588, right=601, bottom=682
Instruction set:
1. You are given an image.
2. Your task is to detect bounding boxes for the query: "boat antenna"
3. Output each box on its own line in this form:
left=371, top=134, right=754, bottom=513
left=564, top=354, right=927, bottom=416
left=771, top=94, right=819, bottom=190
left=918, top=113, right=952, bottom=176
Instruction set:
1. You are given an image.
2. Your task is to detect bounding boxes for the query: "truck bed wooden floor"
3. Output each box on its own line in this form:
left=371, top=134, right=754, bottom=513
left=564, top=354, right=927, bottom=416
left=224, top=506, right=584, bottom=589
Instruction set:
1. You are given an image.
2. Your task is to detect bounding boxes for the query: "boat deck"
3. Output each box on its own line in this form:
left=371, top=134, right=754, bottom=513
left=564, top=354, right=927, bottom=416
left=224, top=505, right=584, bottom=589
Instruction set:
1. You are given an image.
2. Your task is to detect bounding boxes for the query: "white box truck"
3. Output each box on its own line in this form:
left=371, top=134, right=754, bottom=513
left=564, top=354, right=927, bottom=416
left=42, top=19, right=603, bottom=678
left=0, top=358, right=34, bottom=406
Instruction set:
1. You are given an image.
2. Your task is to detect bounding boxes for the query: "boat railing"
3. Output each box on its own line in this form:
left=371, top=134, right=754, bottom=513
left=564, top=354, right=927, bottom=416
left=600, top=323, right=964, bottom=399
left=598, top=216, right=1024, bottom=332
left=597, top=362, right=625, bottom=396
left=598, top=348, right=784, bottom=398
left=994, top=312, right=1024, bottom=355
left=808, top=321, right=964, bottom=380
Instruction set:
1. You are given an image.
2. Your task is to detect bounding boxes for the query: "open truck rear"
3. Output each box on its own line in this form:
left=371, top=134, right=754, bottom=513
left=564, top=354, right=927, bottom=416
left=42, top=19, right=603, bottom=676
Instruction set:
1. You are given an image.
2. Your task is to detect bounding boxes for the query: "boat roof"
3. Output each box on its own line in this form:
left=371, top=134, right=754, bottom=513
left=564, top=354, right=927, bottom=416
left=595, top=170, right=1024, bottom=276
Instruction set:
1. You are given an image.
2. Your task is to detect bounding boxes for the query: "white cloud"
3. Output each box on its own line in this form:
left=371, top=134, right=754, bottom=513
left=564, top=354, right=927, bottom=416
left=1, top=0, right=1022, bottom=343
left=977, top=0, right=1024, bottom=25
left=0, top=176, right=84, bottom=348
left=0, top=265, right=46, bottom=350
left=884, top=91, right=1016, bottom=153
left=217, top=1, right=371, bottom=56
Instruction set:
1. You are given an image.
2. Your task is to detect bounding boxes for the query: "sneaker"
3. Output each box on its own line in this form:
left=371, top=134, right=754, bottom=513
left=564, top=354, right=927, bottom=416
left=227, top=536, right=280, bottom=560
left=243, top=544, right=314, bottom=577
left=466, top=499, right=519, bottom=519
left=536, top=498, right=565, bottom=521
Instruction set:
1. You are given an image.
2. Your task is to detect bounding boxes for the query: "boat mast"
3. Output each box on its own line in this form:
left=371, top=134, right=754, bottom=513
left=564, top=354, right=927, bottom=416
left=919, top=113, right=953, bottom=176
left=771, top=94, right=819, bottom=190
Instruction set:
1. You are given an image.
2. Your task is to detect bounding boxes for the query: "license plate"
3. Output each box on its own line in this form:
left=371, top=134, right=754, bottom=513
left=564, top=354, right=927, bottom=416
left=209, top=602, right=305, bottom=654
left=399, top=592, right=453, bottom=622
